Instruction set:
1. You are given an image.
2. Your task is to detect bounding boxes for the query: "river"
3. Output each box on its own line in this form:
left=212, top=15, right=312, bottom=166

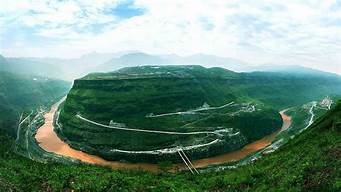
left=35, top=100, right=292, bottom=172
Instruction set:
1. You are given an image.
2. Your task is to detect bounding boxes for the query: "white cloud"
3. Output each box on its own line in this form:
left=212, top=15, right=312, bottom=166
left=0, top=0, right=340, bottom=74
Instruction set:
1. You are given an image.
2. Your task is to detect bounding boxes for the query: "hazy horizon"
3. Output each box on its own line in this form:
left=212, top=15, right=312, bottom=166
left=1, top=0, right=341, bottom=74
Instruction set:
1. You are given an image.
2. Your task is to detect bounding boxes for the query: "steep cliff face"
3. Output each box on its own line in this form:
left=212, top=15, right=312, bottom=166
left=58, top=66, right=283, bottom=163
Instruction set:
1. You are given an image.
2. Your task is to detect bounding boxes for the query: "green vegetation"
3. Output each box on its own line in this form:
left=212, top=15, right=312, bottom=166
left=0, top=100, right=340, bottom=191
left=59, top=66, right=284, bottom=162
left=0, top=71, right=70, bottom=136
left=59, top=65, right=341, bottom=163
left=0, top=65, right=340, bottom=191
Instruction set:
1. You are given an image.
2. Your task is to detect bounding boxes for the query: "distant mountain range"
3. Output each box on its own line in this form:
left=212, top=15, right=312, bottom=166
left=98, top=52, right=251, bottom=72
left=0, top=52, right=339, bottom=80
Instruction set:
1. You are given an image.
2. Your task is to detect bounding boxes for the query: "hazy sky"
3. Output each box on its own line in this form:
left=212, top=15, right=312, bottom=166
left=0, top=0, right=340, bottom=74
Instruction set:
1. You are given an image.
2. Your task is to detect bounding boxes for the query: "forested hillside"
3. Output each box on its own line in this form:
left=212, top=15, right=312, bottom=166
left=58, top=65, right=341, bottom=163
left=0, top=72, right=70, bottom=136
left=0, top=100, right=339, bottom=191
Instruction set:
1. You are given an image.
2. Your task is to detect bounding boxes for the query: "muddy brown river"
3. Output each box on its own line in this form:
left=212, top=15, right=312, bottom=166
left=35, top=100, right=292, bottom=172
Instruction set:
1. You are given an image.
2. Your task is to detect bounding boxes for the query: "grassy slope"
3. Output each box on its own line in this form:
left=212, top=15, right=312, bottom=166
left=0, top=101, right=340, bottom=191
left=0, top=72, right=70, bottom=136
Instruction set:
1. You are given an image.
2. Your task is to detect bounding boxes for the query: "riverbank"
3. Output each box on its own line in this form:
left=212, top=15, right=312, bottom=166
left=35, top=99, right=292, bottom=172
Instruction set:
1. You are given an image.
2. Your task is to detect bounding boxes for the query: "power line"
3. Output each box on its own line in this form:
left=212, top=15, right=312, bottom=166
left=180, top=149, right=199, bottom=174
left=177, top=150, right=194, bottom=174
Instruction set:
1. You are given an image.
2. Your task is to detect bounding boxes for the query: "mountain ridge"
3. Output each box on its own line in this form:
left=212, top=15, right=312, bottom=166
left=1, top=52, right=340, bottom=80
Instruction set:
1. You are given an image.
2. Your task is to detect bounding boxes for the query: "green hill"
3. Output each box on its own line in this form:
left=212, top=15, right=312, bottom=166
left=58, top=66, right=282, bottom=162
left=58, top=65, right=341, bottom=163
left=0, top=72, right=70, bottom=136
left=0, top=100, right=340, bottom=191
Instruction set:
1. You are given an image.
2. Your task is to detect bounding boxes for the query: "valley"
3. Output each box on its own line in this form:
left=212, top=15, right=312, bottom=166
left=0, top=64, right=340, bottom=191
left=35, top=98, right=292, bottom=171
left=1, top=93, right=339, bottom=191
left=2, top=1, right=341, bottom=190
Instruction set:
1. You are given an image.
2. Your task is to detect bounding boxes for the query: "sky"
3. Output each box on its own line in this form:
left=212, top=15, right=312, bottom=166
left=0, top=0, right=340, bottom=74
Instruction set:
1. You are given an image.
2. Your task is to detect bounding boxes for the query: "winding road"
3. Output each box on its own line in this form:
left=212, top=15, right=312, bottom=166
left=306, top=102, right=317, bottom=129
left=35, top=99, right=292, bottom=172
left=76, top=114, right=230, bottom=136
left=146, top=102, right=235, bottom=117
